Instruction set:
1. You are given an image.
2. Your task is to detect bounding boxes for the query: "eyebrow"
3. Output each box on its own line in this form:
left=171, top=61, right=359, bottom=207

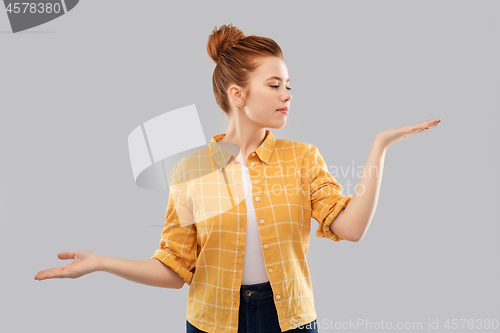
left=265, top=76, right=291, bottom=82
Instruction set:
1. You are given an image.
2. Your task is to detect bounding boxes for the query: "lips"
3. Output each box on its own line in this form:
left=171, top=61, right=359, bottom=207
left=277, top=107, right=288, bottom=111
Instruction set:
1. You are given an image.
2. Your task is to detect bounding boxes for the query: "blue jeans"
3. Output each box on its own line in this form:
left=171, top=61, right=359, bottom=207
left=186, top=281, right=318, bottom=332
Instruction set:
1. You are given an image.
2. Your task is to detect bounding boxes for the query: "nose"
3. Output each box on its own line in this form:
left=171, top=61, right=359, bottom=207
left=283, top=91, right=292, bottom=102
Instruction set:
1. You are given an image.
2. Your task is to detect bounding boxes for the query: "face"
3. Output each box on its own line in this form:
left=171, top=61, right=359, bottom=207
left=228, top=57, right=292, bottom=129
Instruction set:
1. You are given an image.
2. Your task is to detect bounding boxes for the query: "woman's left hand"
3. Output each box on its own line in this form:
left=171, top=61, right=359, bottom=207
left=375, top=118, right=441, bottom=149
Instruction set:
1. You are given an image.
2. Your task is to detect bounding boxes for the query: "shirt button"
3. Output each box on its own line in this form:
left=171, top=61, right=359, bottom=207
left=252, top=153, right=256, bottom=157
left=268, top=268, right=273, bottom=273
left=250, top=162, right=255, bottom=167
left=255, top=197, right=260, bottom=201
left=254, top=180, right=258, bottom=185
left=260, top=220, right=264, bottom=224
left=276, top=295, right=280, bottom=300
left=263, top=244, right=268, bottom=249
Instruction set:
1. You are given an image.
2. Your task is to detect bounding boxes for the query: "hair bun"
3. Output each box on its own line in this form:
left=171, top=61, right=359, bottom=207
left=207, top=23, right=245, bottom=64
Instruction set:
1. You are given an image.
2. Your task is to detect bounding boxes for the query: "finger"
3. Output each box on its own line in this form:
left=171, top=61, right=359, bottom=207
left=429, top=119, right=441, bottom=127
left=423, top=118, right=441, bottom=127
left=424, top=120, right=441, bottom=130
left=414, top=119, right=441, bottom=131
left=58, top=252, right=76, bottom=260
left=403, top=120, right=440, bottom=137
left=415, top=119, right=434, bottom=128
left=409, top=125, right=426, bottom=133
left=35, top=268, right=54, bottom=280
left=35, top=266, right=68, bottom=280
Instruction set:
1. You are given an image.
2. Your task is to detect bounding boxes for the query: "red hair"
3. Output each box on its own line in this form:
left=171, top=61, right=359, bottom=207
left=207, top=23, right=284, bottom=115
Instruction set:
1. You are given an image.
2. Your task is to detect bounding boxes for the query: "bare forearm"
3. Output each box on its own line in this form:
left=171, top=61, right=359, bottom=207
left=330, top=137, right=387, bottom=241
left=330, top=118, right=442, bottom=241
left=97, top=255, right=184, bottom=289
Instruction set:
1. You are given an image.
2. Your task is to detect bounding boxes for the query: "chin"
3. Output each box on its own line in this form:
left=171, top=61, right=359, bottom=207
left=268, top=121, right=287, bottom=130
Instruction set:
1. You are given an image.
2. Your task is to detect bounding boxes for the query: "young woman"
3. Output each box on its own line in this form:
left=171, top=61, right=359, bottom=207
left=34, top=24, right=441, bottom=333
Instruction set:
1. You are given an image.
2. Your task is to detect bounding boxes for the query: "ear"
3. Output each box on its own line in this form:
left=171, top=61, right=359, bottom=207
left=228, top=85, right=246, bottom=106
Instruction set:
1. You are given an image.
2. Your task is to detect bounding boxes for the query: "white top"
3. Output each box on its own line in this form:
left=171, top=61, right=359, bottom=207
left=239, top=163, right=269, bottom=285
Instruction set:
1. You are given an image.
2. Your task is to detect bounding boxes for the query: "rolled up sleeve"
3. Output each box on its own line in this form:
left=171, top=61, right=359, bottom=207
left=151, top=164, right=198, bottom=286
left=308, top=144, right=352, bottom=242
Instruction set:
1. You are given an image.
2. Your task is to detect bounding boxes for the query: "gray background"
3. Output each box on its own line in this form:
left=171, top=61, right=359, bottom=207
left=1, top=0, right=499, bottom=332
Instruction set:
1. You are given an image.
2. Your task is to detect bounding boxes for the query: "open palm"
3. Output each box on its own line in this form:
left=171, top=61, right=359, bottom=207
left=376, top=118, right=441, bottom=148
left=34, top=250, right=101, bottom=281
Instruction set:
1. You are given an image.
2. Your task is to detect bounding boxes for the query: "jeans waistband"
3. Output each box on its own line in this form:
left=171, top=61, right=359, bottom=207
left=240, top=281, right=273, bottom=302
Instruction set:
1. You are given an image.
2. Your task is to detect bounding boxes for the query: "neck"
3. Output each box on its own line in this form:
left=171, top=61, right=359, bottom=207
left=219, top=123, right=267, bottom=161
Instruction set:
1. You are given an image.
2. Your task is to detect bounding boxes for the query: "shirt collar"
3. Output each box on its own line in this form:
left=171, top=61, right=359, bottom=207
left=208, top=129, right=276, bottom=170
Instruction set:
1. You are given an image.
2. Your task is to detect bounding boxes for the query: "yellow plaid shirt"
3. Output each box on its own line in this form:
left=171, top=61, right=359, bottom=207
left=151, top=129, right=352, bottom=333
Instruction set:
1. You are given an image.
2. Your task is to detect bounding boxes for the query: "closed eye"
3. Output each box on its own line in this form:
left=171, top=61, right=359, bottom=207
left=271, top=85, right=292, bottom=91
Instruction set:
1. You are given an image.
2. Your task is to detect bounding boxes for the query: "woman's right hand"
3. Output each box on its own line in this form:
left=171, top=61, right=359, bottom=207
left=34, top=250, right=102, bottom=281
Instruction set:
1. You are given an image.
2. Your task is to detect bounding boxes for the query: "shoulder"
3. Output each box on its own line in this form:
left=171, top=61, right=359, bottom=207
left=274, top=138, right=316, bottom=156
left=169, top=146, right=210, bottom=184
left=275, top=138, right=314, bottom=150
